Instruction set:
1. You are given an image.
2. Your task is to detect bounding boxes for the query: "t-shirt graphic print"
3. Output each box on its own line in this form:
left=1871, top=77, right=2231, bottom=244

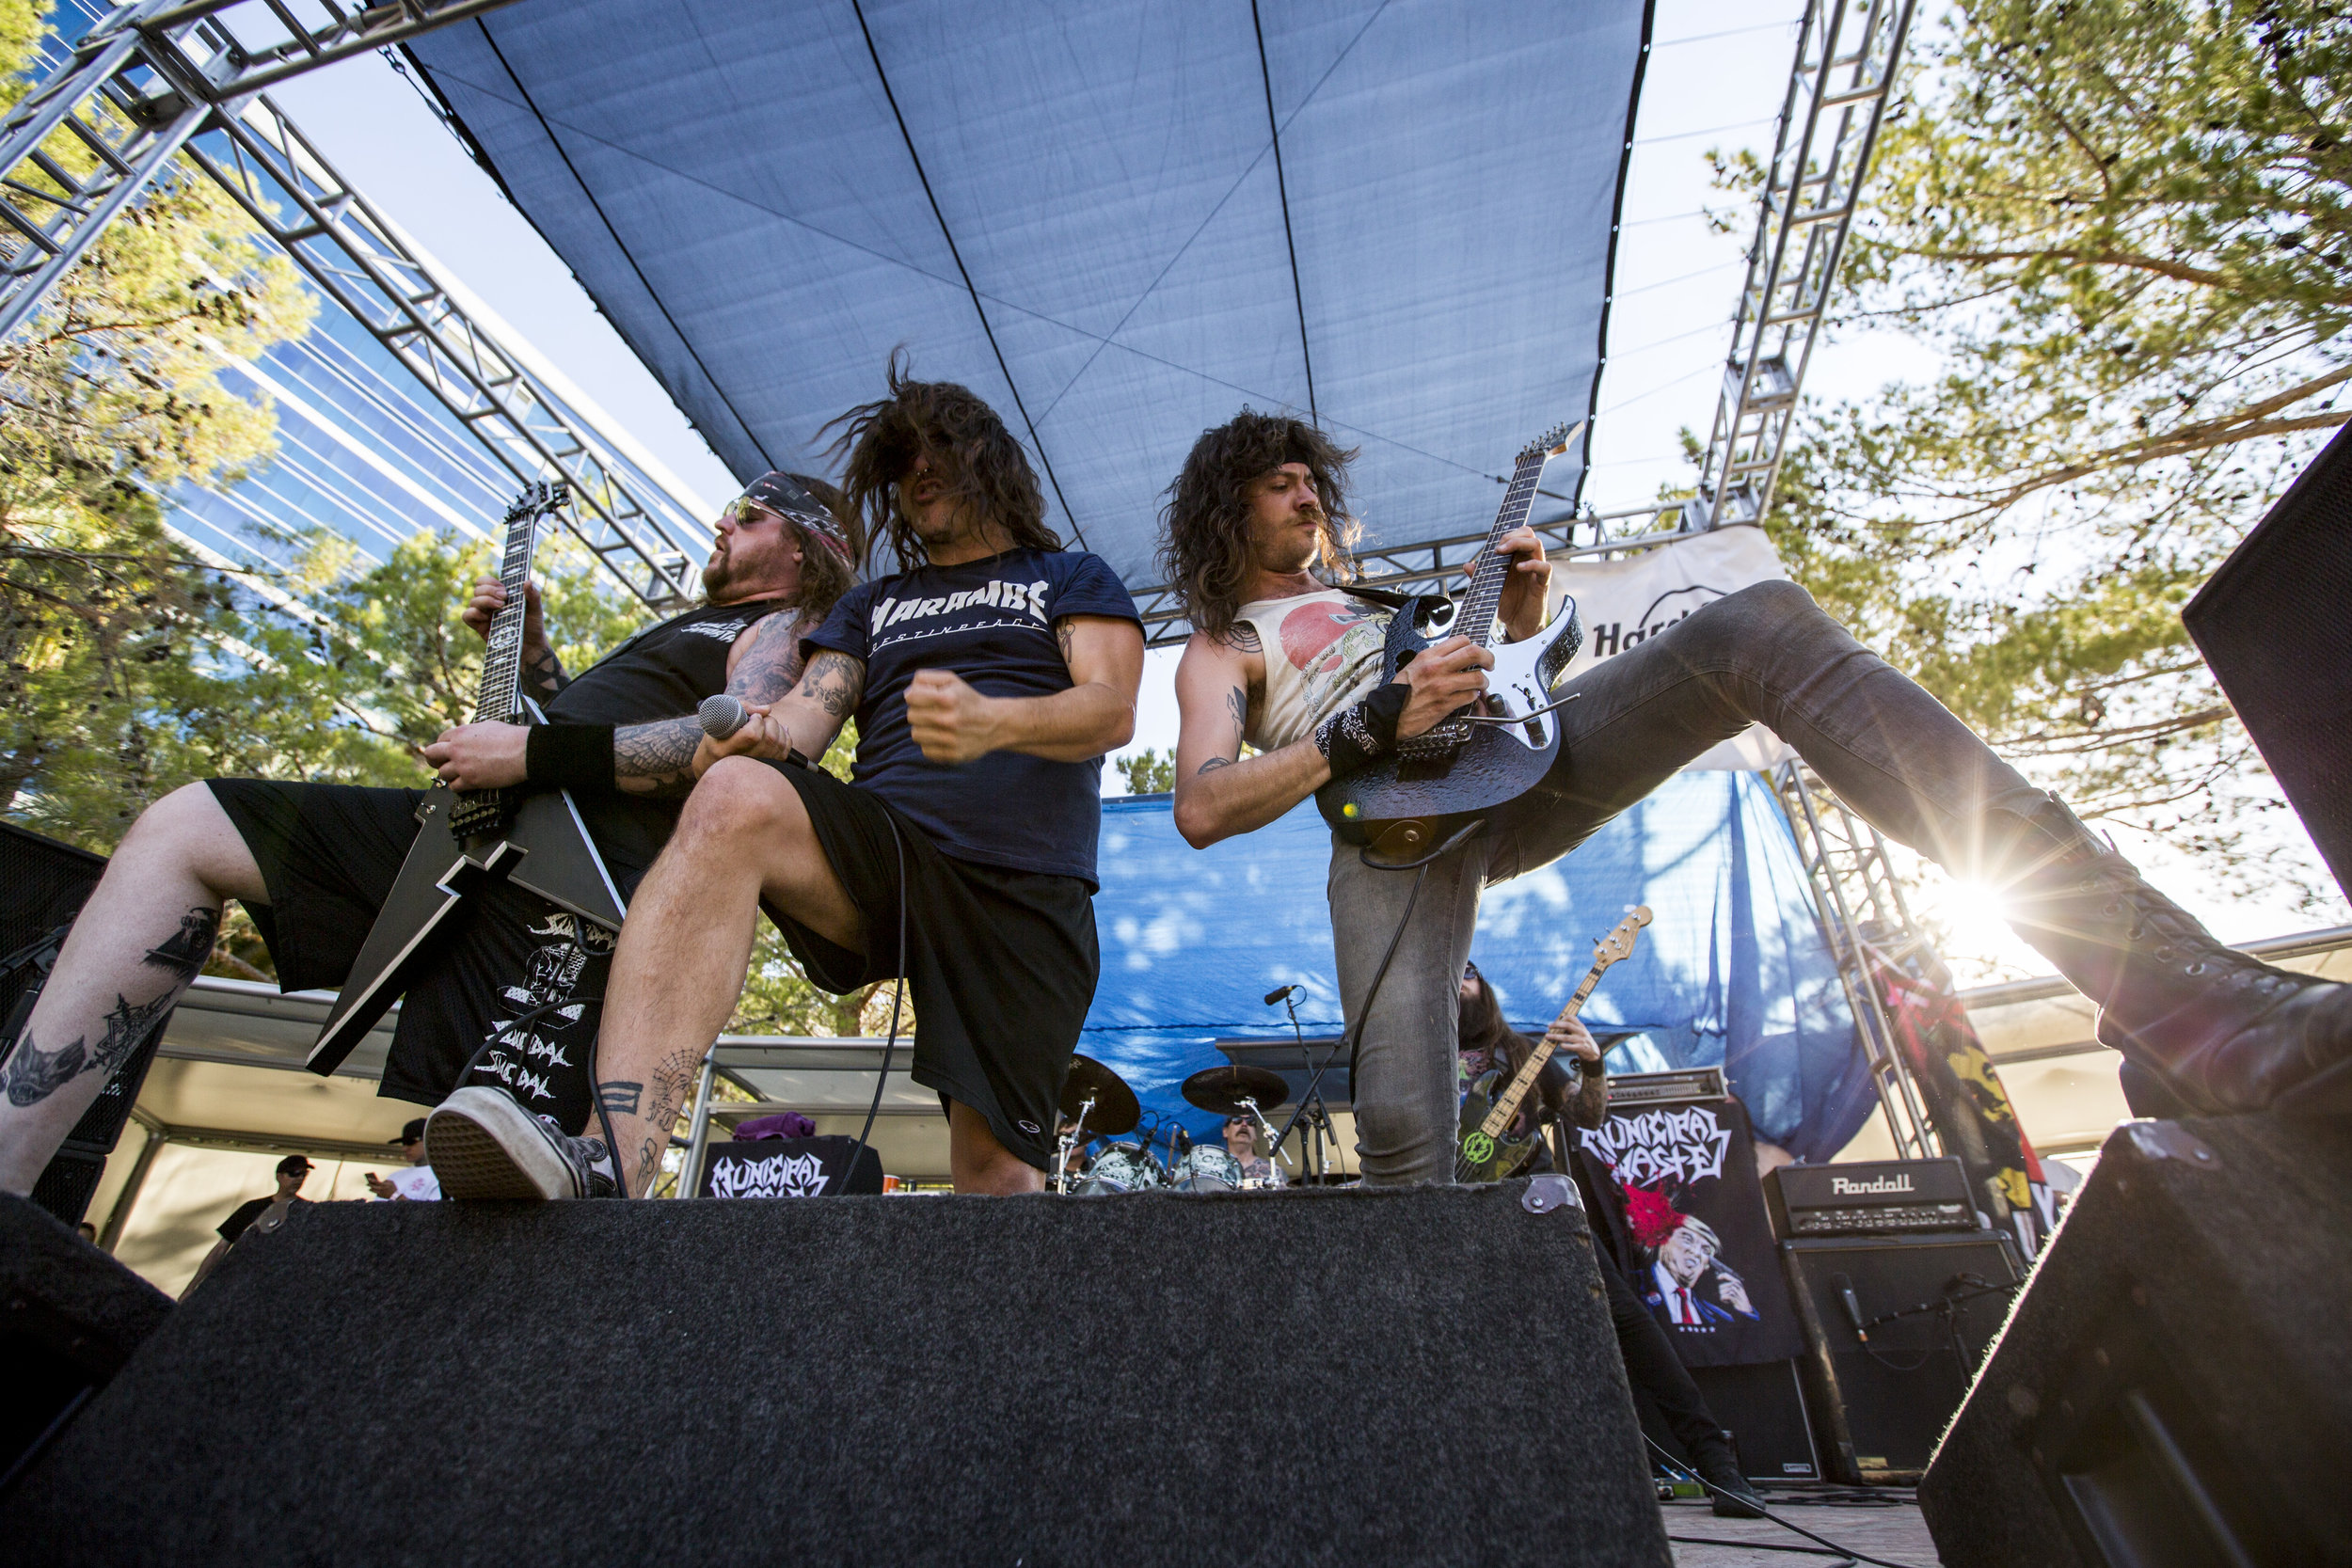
left=804, top=546, right=1141, bottom=887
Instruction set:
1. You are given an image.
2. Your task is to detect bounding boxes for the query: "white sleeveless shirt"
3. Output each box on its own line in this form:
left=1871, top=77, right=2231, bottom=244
left=1232, top=587, right=1395, bottom=751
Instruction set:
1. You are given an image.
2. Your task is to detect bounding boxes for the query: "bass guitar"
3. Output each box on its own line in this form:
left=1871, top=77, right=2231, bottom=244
left=1454, top=904, right=1651, bottom=1183
left=1316, top=422, right=1585, bottom=859
left=306, top=482, right=627, bottom=1076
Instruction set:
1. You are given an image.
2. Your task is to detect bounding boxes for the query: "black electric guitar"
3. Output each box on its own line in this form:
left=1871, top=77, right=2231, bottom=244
left=306, top=482, right=627, bottom=1076
left=1316, top=423, right=1585, bottom=858
left=1454, top=905, right=1651, bottom=1183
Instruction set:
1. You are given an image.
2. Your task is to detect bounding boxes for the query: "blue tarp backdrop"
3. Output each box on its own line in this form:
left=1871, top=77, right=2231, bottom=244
left=1086, top=776, right=1876, bottom=1164
left=406, top=0, right=1655, bottom=584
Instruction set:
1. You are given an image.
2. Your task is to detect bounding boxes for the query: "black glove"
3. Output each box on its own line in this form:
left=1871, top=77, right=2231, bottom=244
left=1312, top=681, right=1409, bottom=779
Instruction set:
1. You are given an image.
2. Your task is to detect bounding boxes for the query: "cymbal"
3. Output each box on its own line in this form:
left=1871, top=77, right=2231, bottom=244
left=1059, top=1054, right=1140, bottom=1136
left=1181, top=1063, right=1292, bottom=1117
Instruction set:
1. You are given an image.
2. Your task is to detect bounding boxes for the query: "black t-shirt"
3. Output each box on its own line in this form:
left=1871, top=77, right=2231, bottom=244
left=217, top=1195, right=310, bottom=1244
left=803, top=547, right=1139, bottom=886
left=545, top=598, right=795, bottom=877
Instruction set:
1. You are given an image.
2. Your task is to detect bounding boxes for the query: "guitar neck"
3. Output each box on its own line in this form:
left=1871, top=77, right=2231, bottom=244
left=1455, top=448, right=1549, bottom=648
left=471, top=503, right=542, bottom=724
left=1479, top=961, right=1606, bottom=1137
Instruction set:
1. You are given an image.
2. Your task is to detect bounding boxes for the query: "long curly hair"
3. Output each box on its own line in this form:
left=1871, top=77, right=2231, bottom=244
left=821, top=352, right=1058, bottom=573
left=1155, top=408, right=1360, bottom=641
left=774, top=472, right=854, bottom=617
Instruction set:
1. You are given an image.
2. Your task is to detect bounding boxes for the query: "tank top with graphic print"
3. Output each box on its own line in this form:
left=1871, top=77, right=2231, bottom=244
left=1232, top=587, right=1395, bottom=752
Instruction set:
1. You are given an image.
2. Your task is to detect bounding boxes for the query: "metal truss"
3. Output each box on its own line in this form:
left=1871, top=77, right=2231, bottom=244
left=0, top=0, right=516, bottom=344
left=1768, top=758, right=1942, bottom=1162
left=188, top=97, right=707, bottom=605
left=1691, top=0, right=1917, bottom=530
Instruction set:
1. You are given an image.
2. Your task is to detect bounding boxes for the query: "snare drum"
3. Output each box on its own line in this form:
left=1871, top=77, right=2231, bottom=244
left=1170, top=1144, right=1242, bottom=1192
left=1074, top=1143, right=1165, bottom=1195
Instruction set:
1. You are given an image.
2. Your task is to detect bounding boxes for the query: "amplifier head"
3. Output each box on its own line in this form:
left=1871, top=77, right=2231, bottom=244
left=1767, top=1158, right=1979, bottom=1238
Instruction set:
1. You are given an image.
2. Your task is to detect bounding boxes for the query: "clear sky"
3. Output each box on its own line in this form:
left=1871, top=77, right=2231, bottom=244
left=265, top=1, right=2343, bottom=974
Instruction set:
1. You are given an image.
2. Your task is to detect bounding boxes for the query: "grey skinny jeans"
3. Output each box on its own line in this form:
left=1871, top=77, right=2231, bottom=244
left=1331, top=579, right=2048, bottom=1186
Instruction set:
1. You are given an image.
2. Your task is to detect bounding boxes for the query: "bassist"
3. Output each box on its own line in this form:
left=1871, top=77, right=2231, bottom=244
left=1160, top=408, right=2352, bottom=1186
left=0, top=474, right=850, bottom=1193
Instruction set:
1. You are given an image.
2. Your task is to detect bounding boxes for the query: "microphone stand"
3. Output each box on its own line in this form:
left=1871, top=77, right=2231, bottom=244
left=1265, top=985, right=1340, bottom=1182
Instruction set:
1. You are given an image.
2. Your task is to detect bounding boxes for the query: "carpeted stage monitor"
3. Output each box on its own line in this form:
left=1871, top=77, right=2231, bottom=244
left=3, top=1181, right=1671, bottom=1565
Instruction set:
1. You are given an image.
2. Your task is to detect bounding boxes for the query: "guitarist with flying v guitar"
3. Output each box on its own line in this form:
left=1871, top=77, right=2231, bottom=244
left=0, top=472, right=850, bottom=1195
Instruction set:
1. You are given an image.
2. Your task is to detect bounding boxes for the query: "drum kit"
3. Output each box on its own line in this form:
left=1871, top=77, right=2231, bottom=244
left=1051, top=1055, right=1307, bottom=1195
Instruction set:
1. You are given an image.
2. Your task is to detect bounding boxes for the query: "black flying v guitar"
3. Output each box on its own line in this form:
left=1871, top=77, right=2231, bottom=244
left=306, top=482, right=627, bottom=1076
left=1315, top=423, right=1585, bottom=860
left=1454, top=905, right=1651, bottom=1183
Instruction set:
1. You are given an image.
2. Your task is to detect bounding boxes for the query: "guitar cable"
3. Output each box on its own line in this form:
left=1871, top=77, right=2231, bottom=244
left=839, top=810, right=908, bottom=1195
left=1644, top=1434, right=1927, bottom=1568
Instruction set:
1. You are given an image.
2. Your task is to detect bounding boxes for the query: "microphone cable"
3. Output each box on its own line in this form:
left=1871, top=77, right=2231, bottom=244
left=840, top=811, right=907, bottom=1194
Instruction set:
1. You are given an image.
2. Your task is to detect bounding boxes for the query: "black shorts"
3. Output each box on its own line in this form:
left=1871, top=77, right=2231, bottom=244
left=208, top=780, right=654, bottom=1133
left=759, top=762, right=1098, bottom=1172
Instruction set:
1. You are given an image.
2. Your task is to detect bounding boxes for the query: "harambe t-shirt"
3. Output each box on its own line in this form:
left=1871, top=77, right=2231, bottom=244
left=804, top=547, right=1140, bottom=886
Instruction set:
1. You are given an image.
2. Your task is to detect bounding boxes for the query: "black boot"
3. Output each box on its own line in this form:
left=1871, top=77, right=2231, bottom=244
left=1992, top=797, right=2352, bottom=1117
left=1688, top=1435, right=1766, bottom=1519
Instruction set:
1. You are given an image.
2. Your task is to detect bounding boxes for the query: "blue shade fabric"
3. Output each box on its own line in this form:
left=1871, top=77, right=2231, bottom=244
left=1085, top=776, right=1875, bottom=1164
left=405, top=0, right=1653, bottom=587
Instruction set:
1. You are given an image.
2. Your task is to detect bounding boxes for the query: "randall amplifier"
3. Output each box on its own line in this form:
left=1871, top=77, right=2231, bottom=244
left=1766, top=1158, right=1977, bottom=1238
left=1604, top=1066, right=1726, bottom=1107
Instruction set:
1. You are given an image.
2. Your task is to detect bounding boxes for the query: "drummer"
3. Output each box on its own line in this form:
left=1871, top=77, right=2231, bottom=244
left=1222, top=1114, right=1286, bottom=1187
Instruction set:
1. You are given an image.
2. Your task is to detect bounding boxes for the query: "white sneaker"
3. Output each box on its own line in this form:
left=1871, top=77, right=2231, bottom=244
left=424, top=1086, right=619, bottom=1200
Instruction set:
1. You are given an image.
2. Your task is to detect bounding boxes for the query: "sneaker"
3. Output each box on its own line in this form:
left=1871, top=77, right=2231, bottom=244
left=425, top=1085, right=619, bottom=1200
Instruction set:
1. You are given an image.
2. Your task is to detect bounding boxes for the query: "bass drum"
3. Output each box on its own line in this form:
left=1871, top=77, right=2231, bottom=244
left=1074, top=1144, right=1164, bottom=1195
left=1170, top=1144, right=1242, bottom=1193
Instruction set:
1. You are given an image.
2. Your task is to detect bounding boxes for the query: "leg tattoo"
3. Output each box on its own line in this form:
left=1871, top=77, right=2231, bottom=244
left=143, top=907, right=220, bottom=983
left=597, top=1080, right=644, bottom=1117
left=2, top=989, right=179, bottom=1107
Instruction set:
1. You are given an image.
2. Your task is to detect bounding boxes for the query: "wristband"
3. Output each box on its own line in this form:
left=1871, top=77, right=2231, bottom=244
left=1311, top=681, right=1409, bottom=779
left=525, top=723, right=615, bottom=792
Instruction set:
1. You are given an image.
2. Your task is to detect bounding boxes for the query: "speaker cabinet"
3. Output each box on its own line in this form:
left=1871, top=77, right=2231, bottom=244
left=1780, top=1230, right=2024, bottom=1483
left=1921, top=1117, right=2352, bottom=1568
left=2183, top=420, right=2352, bottom=898
left=1634, top=1358, right=1820, bottom=1481
left=0, top=1194, right=172, bottom=1489
left=0, top=1182, right=1675, bottom=1565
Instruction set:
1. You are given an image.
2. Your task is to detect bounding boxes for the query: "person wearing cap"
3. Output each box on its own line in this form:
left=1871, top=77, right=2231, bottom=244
left=183, top=1154, right=313, bottom=1297
left=0, top=475, right=857, bottom=1199
left=366, top=1118, right=440, bottom=1201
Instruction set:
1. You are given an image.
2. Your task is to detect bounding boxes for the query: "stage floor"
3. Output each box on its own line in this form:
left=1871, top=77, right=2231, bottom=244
left=1662, top=1493, right=1938, bottom=1566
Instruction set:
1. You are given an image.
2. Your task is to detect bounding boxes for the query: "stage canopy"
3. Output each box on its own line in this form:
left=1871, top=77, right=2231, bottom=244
left=1085, top=780, right=1875, bottom=1164
left=405, top=0, right=1651, bottom=590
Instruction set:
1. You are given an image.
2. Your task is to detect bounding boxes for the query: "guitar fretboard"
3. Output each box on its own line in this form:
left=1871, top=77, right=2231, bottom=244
left=470, top=484, right=556, bottom=723
left=1480, top=961, right=1605, bottom=1136
left=1456, top=447, right=1551, bottom=648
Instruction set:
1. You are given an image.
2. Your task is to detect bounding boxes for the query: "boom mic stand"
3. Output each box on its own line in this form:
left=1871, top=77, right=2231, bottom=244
left=1263, top=983, right=1341, bottom=1182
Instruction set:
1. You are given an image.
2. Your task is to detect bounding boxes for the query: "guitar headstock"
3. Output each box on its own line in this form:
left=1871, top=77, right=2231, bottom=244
left=1591, top=904, right=1653, bottom=972
left=1517, top=421, right=1580, bottom=465
left=501, top=481, right=573, bottom=525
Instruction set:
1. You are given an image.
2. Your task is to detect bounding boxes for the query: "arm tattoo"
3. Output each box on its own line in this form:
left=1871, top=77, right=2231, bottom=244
left=612, top=716, right=702, bottom=800
left=1227, top=623, right=1261, bottom=654
left=522, top=644, right=570, bottom=699
left=1196, top=756, right=1232, bottom=776
left=802, top=650, right=866, bottom=721
left=728, top=614, right=811, bottom=706
left=1056, top=617, right=1076, bottom=671
left=1225, top=685, right=1247, bottom=740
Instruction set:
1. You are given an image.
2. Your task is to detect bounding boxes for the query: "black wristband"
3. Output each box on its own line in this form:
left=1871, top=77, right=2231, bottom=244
left=1312, top=681, right=1410, bottom=779
left=525, top=723, right=615, bottom=792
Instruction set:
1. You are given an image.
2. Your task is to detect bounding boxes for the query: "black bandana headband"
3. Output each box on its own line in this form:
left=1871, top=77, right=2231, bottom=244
left=740, top=470, right=852, bottom=562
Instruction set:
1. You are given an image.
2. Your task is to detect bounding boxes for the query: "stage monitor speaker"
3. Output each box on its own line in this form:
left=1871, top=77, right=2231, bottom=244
left=1921, top=1117, right=2352, bottom=1568
left=1780, top=1230, right=2025, bottom=1483
left=0, top=823, right=171, bottom=1227
left=0, top=1181, right=1675, bottom=1565
left=1633, top=1358, right=1821, bottom=1482
left=0, top=1194, right=173, bottom=1490
left=2182, top=420, right=2352, bottom=898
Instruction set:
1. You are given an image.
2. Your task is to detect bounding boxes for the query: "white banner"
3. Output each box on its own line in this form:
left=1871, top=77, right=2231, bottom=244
left=1549, top=524, right=1795, bottom=771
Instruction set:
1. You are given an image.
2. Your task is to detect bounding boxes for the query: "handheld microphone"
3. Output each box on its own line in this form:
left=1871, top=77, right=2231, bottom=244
left=1263, top=983, right=1302, bottom=1006
left=1832, top=1272, right=1868, bottom=1342
left=698, top=693, right=751, bottom=740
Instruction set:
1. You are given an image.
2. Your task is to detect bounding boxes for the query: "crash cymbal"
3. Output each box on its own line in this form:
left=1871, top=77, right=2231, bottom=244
left=1059, top=1053, right=1140, bottom=1136
left=1181, top=1063, right=1292, bottom=1117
